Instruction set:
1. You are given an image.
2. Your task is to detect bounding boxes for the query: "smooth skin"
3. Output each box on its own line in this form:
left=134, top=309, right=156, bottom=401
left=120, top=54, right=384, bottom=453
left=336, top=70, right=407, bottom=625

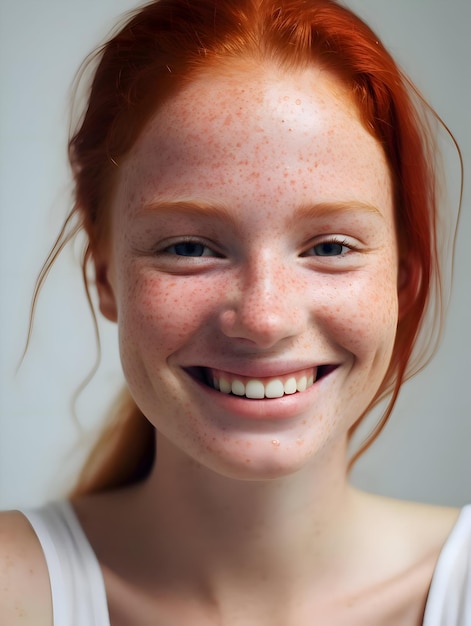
left=0, top=64, right=459, bottom=625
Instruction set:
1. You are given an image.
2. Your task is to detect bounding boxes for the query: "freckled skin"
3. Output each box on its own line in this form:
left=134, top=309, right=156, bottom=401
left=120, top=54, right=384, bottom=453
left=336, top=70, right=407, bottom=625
left=100, top=65, right=399, bottom=480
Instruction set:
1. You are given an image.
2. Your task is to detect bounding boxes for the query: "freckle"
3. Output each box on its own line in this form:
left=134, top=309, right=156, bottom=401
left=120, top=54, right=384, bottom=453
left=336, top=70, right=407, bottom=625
left=271, top=439, right=280, bottom=447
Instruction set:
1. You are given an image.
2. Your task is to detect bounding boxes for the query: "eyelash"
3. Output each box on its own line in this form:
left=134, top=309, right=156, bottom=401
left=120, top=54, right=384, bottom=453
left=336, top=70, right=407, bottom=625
left=155, top=235, right=358, bottom=260
left=159, top=237, right=221, bottom=258
left=302, top=236, right=357, bottom=258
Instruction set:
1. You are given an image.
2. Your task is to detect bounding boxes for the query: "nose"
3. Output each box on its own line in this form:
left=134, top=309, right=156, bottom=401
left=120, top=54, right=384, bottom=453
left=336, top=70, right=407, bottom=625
left=218, top=251, right=307, bottom=349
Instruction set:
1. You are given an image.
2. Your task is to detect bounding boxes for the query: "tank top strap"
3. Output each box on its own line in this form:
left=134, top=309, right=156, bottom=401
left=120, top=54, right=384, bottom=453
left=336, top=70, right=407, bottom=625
left=423, top=505, right=471, bottom=625
left=20, top=500, right=110, bottom=626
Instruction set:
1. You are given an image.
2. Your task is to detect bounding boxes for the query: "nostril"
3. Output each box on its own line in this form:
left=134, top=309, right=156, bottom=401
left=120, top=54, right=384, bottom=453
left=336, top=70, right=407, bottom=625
left=217, top=294, right=303, bottom=349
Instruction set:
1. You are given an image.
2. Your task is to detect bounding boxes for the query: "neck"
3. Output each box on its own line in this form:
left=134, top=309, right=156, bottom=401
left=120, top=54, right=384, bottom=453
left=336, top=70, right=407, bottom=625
left=134, top=434, right=357, bottom=594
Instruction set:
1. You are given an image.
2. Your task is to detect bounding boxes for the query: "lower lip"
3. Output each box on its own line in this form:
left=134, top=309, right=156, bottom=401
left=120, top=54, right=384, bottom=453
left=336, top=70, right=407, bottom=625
left=187, top=373, right=323, bottom=421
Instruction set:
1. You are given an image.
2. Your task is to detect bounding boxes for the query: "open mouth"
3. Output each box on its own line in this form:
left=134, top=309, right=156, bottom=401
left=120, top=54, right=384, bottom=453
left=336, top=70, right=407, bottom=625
left=185, top=365, right=335, bottom=400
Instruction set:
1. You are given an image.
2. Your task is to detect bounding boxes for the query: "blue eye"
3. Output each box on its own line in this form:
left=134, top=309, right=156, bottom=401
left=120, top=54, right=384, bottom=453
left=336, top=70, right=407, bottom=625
left=165, top=241, right=214, bottom=257
left=312, top=241, right=347, bottom=256
left=301, top=238, right=351, bottom=258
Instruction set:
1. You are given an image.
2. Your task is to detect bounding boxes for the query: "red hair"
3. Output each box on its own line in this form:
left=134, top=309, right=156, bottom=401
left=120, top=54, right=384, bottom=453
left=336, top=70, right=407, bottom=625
left=36, top=0, right=446, bottom=494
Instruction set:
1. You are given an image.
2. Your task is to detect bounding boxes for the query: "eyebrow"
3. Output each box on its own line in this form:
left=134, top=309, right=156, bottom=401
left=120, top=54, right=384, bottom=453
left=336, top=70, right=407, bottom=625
left=138, top=198, right=383, bottom=227
left=138, top=200, right=239, bottom=230
left=294, top=201, right=383, bottom=221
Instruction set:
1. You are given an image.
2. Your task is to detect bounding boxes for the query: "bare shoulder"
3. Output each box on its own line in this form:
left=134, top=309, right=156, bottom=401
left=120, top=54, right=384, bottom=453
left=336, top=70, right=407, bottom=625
left=354, top=488, right=460, bottom=533
left=0, top=510, right=52, bottom=626
left=346, top=490, right=463, bottom=624
left=351, top=489, right=462, bottom=580
left=369, top=493, right=461, bottom=551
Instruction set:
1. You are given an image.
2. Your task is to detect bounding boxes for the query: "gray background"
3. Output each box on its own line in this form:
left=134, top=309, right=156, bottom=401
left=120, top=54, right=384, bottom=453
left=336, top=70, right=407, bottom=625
left=1, top=0, right=470, bottom=509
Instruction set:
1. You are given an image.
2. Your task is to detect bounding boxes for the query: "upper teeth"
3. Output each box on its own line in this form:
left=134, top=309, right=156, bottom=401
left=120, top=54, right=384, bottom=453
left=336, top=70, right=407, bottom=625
left=211, top=370, right=315, bottom=399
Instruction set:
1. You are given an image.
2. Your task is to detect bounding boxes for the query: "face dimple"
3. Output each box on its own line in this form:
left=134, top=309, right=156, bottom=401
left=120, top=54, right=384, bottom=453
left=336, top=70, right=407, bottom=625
left=105, top=64, right=399, bottom=480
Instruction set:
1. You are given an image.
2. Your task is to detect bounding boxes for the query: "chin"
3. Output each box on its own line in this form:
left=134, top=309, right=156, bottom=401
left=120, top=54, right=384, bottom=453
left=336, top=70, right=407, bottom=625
left=186, top=437, right=328, bottom=483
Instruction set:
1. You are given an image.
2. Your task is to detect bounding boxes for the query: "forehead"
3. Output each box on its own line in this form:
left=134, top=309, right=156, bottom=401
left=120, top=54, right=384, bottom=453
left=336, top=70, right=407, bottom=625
left=117, top=65, right=392, bottom=214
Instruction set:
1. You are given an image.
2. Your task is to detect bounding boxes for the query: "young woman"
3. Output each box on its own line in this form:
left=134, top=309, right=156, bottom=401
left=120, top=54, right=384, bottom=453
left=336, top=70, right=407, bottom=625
left=1, top=0, right=469, bottom=624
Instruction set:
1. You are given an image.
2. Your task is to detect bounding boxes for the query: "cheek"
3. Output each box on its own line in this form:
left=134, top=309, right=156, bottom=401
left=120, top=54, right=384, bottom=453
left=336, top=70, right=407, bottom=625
left=116, top=267, right=221, bottom=355
left=318, top=267, right=398, bottom=358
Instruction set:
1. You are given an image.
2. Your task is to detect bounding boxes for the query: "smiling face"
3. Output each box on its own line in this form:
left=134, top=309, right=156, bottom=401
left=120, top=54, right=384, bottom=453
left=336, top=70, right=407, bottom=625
left=96, top=64, right=399, bottom=479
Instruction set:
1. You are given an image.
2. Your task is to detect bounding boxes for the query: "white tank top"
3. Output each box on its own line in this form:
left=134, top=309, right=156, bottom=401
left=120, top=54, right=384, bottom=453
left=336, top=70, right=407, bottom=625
left=20, top=501, right=471, bottom=625
left=21, top=501, right=110, bottom=625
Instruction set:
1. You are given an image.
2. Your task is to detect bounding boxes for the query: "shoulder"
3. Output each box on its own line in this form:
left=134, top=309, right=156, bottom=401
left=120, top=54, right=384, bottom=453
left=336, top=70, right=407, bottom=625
left=347, top=491, right=465, bottom=623
left=423, top=503, right=471, bottom=622
left=0, top=510, right=52, bottom=626
left=385, top=498, right=464, bottom=573
left=353, top=490, right=462, bottom=553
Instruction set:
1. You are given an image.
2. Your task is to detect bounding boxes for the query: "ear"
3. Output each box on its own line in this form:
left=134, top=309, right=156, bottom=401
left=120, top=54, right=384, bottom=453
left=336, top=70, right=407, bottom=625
left=94, top=254, right=118, bottom=323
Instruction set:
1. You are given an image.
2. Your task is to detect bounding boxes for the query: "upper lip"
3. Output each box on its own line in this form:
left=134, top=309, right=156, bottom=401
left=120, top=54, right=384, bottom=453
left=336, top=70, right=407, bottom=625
left=183, top=361, right=336, bottom=379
